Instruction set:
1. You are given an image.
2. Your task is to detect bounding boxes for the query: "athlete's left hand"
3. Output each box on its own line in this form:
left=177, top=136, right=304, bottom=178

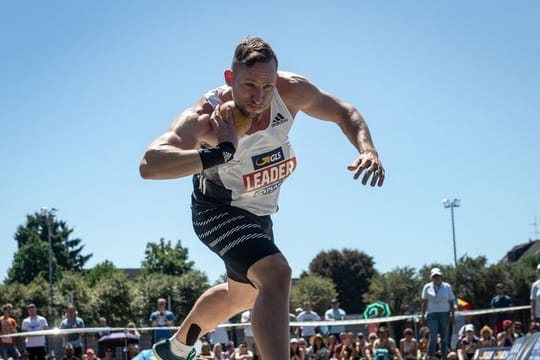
left=347, top=151, right=385, bottom=186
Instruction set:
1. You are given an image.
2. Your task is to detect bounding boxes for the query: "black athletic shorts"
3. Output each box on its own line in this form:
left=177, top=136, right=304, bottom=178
left=191, top=204, right=281, bottom=284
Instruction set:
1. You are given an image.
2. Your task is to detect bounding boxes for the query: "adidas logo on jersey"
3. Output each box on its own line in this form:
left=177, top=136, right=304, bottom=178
left=271, top=112, right=288, bottom=127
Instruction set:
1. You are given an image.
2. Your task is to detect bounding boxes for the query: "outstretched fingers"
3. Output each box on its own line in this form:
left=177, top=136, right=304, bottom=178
left=347, top=153, right=385, bottom=187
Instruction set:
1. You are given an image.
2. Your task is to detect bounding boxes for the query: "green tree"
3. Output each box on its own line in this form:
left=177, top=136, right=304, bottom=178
left=89, top=271, right=136, bottom=326
left=508, top=254, right=539, bottom=306
left=365, top=266, right=420, bottom=317
left=6, top=211, right=91, bottom=284
left=7, top=239, right=55, bottom=284
left=141, top=238, right=194, bottom=276
left=290, top=275, right=336, bottom=316
left=135, top=271, right=209, bottom=323
left=309, top=248, right=377, bottom=313
left=55, top=271, right=93, bottom=325
left=84, top=260, right=122, bottom=287
left=0, top=282, right=28, bottom=319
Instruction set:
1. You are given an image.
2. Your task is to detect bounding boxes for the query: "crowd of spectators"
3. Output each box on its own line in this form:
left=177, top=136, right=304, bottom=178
left=2, top=266, right=540, bottom=360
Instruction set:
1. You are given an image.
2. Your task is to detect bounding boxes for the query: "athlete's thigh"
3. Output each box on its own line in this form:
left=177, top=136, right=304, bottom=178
left=227, top=277, right=258, bottom=310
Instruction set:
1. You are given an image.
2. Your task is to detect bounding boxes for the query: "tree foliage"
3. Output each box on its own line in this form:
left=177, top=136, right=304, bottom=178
left=309, top=248, right=377, bottom=313
left=135, top=271, right=209, bottom=323
left=141, top=238, right=194, bottom=277
left=7, top=239, right=54, bottom=284
left=365, top=266, right=420, bottom=317
left=84, top=260, right=122, bottom=287
left=290, top=275, right=336, bottom=316
left=6, top=211, right=91, bottom=284
left=90, top=271, right=137, bottom=326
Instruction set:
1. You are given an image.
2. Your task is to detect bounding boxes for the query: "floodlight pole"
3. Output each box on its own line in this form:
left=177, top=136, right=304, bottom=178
left=41, top=207, right=57, bottom=322
left=442, top=199, right=460, bottom=267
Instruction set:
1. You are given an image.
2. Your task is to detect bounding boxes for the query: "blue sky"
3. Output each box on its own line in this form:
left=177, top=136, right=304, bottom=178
left=1, top=1, right=539, bottom=285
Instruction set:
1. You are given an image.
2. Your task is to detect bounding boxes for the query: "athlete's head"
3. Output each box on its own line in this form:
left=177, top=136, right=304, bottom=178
left=231, top=37, right=278, bottom=70
left=225, top=37, right=278, bottom=118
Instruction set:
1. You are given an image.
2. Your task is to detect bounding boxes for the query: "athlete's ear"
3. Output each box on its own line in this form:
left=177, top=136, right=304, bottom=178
left=224, top=69, right=233, bottom=86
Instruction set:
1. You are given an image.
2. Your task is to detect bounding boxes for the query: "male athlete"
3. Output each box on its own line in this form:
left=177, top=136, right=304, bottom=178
left=140, top=37, right=385, bottom=360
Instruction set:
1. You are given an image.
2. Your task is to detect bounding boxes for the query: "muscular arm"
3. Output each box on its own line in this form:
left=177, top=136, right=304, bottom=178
left=139, top=111, right=207, bottom=179
left=281, top=73, right=384, bottom=186
left=139, top=99, right=237, bottom=180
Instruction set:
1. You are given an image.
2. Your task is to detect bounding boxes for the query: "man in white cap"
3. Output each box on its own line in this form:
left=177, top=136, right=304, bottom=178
left=420, top=267, right=455, bottom=359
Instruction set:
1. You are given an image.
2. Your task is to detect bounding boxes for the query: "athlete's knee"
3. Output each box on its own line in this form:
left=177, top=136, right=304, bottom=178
left=248, top=254, right=291, bottom=290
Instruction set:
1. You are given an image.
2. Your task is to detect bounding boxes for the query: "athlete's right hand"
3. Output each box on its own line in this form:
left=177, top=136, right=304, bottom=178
left=210, top=104, right=238, bottom=149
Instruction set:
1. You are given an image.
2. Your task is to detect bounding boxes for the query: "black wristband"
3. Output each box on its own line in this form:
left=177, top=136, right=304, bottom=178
left=198, top=142, right=236, bottom=170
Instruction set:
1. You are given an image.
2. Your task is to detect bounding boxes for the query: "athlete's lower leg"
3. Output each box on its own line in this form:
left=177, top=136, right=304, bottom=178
left=248, top=254, right=292, bottom=360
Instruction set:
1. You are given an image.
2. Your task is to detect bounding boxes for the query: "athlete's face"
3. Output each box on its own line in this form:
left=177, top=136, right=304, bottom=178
left=225, top=60, right=277, bottom=118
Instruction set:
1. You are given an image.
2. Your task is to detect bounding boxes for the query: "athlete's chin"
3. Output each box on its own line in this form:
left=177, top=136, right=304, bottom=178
left=247, top=105, right=269, bottom=117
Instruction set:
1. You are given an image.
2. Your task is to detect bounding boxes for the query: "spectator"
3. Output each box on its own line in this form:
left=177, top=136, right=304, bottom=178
left=307, top=334, right=328, bottom=360
left=223, top=341, right=236, bottom=359
left=95, top=317, right=110, bottom=358
left=451, top=313, right=471, bottom=351
left=528, top=322, right=540, bottom=335
left=62, top=344, right=79, bottom=360
left=22, top=304, right=49, bottom=360
left=85, top=349, right=99, bottom=360
left=457, top=324, right=479, bottom=360
left=531, top=264, right=540, bottom=323
left=325, top=334, right=338, bottom=359
left=296, top=302, right=320, bottom=343
left=371, top=326, right=401, bottom=360
left=366, top=332, right=378, bottom=359
left=420, top=268, right=455, bottom=359
left=297, top=338, right=309, bottom=360
left=336, top=332, right=357, bottom=360
left=102, top=348, right=115, bottom=360
left=324, top=299, right=346, bottom=339
left=196, top=342, right=214, bottom=360
left=490, top=283, right=513, bottom=334
left=149, top=298, right=175, bottom=343
left=399, top=328, right=418, bottom=360
left=417, top=326, right=430, bottom=359
left=355, top=332, right=369, bottom=360
left=0, top=303, right=20, bottom=360
left=512, top=321, right=524, bottom=338
left=126, top=344, right=140, bottom=360
left=240, top=310, right=258, bottom=359
left=59, top=305, right=85, bottom=358
left=126, top=322, right=141, bottom=337
left=290, top=338, right=304, bottom=360
left=232, top=342, right=253, bottom=360
left=496, top=320, right=514, bottom=347
left=212, top=343, right=226, bottom=360
left=478, top=325, right=496, bottom=348
left=332, top=332, right=347, bottom=357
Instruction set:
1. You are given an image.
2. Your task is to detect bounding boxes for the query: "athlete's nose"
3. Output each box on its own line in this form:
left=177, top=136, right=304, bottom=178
left=252, top=88, right=263, bottom=104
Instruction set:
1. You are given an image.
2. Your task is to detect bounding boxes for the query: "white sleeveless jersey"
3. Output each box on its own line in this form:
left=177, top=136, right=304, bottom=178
left=196, top=86, right=297, bottom=215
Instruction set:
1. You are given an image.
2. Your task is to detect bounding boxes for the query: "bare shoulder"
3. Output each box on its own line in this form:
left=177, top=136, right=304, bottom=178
left=161, top=97, right=217, bottom=149
left=276, top=71, right=320, bottom=114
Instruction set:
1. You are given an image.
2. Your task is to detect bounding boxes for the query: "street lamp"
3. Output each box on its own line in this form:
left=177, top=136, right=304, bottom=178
left=442, top=198, right=460, bottom=267
left=40, top=207, right=57, bottom=321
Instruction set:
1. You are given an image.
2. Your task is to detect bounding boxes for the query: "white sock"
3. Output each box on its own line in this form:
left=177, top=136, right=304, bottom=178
left=168, top=336, right=193, bottom=357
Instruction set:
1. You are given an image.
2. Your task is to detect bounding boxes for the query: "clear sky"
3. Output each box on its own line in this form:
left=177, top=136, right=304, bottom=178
left=1, top=1, right=539, bottom=284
